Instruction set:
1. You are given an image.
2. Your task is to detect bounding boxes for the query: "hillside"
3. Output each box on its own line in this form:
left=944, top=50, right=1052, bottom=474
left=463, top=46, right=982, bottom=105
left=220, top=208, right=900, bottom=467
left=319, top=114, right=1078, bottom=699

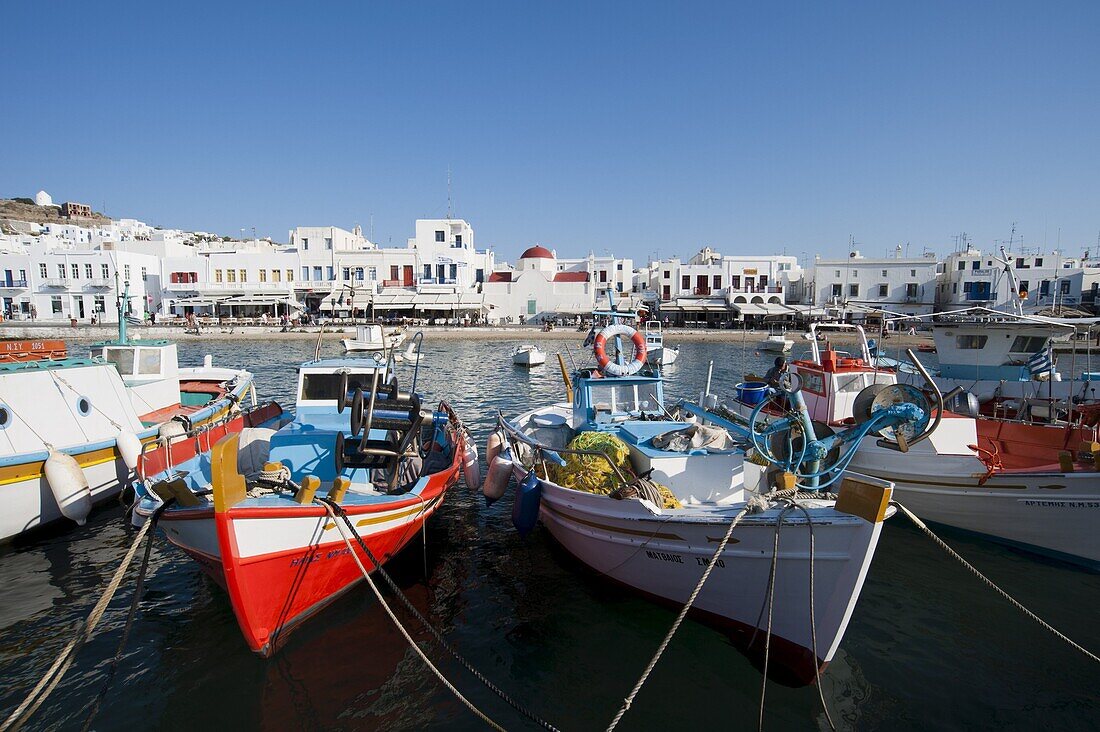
left=0, top=198, right=111, bottom=229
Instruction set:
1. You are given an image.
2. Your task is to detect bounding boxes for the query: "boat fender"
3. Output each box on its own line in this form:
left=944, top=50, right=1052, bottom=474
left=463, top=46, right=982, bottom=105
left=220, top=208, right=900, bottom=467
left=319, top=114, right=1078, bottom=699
left=462, top=438, right=481, bottom=489
left=485, top=430, right=505, bottom=467
left=44, top=450, right=92, bottom=526
left=117, top=430, right=142, bottom=471
left=482, top=455, right=513, bottom=506
left=159, top=420, right=187, bottom=440
left=511, top=469, right=542, bottom=537
left=594, top=324, right=647, bottom=377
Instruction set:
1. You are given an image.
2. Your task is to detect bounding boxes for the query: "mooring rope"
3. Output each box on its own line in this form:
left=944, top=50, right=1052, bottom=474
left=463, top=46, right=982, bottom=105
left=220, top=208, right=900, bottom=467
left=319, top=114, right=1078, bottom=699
left=894, top=501, right=1100, bottom=664
left=318, top=501, right=506, bottom=732
left=319, top=498, right=560, bottom=731
left=604, top=494, right=770, bottom=732
left=0, top=518, right=154, bottom=732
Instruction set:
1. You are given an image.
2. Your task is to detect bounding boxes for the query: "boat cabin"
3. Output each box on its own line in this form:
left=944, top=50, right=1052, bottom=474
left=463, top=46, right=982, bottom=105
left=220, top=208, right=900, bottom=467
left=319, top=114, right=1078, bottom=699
left=643, top=321, right=664, bottom=351
left=90, top=340, right=183, bottom=419
left=931, top=321, right=1057, bottom=381
left=787, top=323, right=895, bottom=426
left=572, top=371, right=666, bottom=428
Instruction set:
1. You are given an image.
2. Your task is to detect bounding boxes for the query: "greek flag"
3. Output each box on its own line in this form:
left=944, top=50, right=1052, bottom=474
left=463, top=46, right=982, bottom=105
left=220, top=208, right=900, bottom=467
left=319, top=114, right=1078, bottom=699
left=125, top=316, right=144, bottom=328
left=1028, top=347, right=1053, bottom=376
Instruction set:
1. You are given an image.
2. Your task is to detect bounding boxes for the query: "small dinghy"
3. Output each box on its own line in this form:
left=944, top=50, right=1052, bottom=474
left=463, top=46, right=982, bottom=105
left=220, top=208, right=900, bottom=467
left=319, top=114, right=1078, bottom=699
left=134, top=346, right=467, bottom=656
left=512, top=344, right=547, bottom=367
left=643, top=320, right=679, bottom=365
left=495, top=294, right=937, bottom=685
left=342, top=323, right=407, bottom=354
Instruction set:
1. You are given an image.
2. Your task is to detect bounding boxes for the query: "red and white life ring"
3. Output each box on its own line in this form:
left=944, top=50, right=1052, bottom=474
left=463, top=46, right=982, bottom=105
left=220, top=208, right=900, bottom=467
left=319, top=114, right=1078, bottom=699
left=593, top=324, right=647, bottom=377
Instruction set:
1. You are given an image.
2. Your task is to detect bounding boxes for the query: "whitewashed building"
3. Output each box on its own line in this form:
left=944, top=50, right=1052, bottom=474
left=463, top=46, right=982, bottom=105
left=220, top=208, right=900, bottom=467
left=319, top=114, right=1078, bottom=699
left=937, top=247, right=1086, bottom=312
left=807, top=251, right=939, bottom=320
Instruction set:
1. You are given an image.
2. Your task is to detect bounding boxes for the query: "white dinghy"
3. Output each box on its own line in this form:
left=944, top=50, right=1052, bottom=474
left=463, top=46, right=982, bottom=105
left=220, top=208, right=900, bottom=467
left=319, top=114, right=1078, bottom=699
left=512, top=344, right=547, bottom=367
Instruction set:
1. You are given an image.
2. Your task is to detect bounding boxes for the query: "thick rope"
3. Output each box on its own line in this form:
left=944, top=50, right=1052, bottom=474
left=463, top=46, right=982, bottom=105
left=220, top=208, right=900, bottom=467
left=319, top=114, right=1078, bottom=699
left=321, top=498, right=560, bottom=731
left=318, top=502, right=506, bottom=731
left=894, top=501, right=1100, bottom=664
left=605, top=494, right=769, bottom=732
left=0, top=519, right=153, bottom=732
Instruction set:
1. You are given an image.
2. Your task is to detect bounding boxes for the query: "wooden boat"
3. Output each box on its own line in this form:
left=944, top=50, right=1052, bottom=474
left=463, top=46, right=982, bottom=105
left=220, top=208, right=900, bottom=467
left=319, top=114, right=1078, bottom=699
left=0, top=339, right=68, bottom=362
left=0, top=287, right=262, bottom=541
left=341, top=323, right=407, bottom=353
left=494, top=298, right=934, bottom=685
left=134, top=351, right=467, bottom=656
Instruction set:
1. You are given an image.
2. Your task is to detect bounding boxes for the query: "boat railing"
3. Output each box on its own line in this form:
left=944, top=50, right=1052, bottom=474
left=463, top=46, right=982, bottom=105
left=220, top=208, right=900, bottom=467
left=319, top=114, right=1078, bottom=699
left=496, top=411, right=631, bottom=483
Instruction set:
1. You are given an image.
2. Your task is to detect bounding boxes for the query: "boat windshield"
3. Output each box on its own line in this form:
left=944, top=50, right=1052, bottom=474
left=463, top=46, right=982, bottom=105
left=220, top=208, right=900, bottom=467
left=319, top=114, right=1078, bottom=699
left=588, top=381, right=661, bottom=416
left=103, top=347, right=135, bottom=376
left=300, top=372, right=383, bottom=401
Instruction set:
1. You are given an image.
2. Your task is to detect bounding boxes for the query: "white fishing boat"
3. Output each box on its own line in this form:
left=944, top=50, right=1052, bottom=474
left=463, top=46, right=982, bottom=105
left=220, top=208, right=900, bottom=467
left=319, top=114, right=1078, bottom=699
left=643, top=320, right=679, bottom=365
left=512, top=344, right=547, bottom=367
left=732, top=322, right=1100, bottom=569
left=490, top=298, right=935, bottom=685
left=760, top=324, right=794, bottom=353
left=0, top=283, right=265, bottom=541
left=341, top=323, right=407, bottom=354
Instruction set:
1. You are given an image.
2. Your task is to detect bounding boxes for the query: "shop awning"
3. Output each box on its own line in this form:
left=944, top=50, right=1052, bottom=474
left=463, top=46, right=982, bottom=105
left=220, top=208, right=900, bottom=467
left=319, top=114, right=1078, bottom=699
left=732, top=302, right=792, bottom=317
left=661, top=298, right=730, bottom=312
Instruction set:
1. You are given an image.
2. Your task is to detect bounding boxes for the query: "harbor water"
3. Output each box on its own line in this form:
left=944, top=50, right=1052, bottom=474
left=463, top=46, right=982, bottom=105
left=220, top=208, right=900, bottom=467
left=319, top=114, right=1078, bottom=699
left=1, top=337, right=1098, bottom=730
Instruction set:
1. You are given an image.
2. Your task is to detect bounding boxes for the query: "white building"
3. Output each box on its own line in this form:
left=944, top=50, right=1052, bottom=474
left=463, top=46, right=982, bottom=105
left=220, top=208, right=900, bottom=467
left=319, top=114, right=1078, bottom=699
left=807, top=251, right=939, bottom=320
left=937, top=247, right=1086, bottom=312
left=482, top=246, right=626, bottom=324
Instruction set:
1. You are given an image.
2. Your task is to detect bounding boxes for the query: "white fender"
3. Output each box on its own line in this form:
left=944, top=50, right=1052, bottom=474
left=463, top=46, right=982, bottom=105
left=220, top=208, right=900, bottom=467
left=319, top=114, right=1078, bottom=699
left=482, top=455, right=514, bottom=504
left=485, top=430, right=505, bottom=469
left=117, top=431, right=142, bottom=471
left=159, top=420, right=186, bottom=440
left=462, top=438, right=481, bottom=489
left=44, top=450, right=92, bottom=526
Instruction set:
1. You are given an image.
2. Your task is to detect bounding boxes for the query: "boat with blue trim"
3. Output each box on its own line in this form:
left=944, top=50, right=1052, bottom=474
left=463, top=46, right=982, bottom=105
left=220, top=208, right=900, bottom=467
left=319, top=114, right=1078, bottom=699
left=133, top=348, right=470, bottom=657
left=0, top=281, right=272, bottom=541
left=492, top=294, right=937, bottom=685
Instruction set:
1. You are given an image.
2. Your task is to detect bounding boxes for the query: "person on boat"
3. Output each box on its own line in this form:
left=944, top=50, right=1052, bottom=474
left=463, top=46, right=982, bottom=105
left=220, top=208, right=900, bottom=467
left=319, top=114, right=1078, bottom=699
left=764, top=356, right=788, bottom=386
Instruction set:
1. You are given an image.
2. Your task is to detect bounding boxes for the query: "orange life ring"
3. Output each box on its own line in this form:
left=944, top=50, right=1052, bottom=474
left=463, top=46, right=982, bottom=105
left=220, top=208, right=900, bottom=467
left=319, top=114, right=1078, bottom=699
left=593, top=324, right=647, bottom=376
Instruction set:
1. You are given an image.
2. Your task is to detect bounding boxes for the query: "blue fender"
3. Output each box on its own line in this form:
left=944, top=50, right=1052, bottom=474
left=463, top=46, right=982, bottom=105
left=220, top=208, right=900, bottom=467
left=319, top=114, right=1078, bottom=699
left=511, top=469, right=542, bottom=537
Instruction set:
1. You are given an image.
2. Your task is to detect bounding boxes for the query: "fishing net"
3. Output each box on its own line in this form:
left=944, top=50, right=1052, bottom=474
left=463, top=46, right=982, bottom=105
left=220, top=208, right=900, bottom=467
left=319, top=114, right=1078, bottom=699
left=552, top=432, right=681, bottom=509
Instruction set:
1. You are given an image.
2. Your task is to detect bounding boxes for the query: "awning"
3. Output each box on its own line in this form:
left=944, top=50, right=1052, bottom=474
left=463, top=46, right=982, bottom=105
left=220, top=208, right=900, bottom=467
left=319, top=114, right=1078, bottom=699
left=732, top=302, right=792, bottom=317
left=171, top=298, right=222, bottom=307
left=220, top=295, right=302, bottom=308
left=662, top=298, right=730, bottom=312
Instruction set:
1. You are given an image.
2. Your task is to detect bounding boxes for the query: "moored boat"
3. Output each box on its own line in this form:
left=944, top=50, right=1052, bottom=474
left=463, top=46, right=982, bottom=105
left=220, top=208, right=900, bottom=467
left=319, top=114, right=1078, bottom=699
left=341, top=323, right=407, bottom=354
left=511, top=344, right=546, bottom=367
left=643, top=320, right=679, bottom=365
left=494, top=299, right=935, bottom=684
left=134, top=350, right=467, bottom=656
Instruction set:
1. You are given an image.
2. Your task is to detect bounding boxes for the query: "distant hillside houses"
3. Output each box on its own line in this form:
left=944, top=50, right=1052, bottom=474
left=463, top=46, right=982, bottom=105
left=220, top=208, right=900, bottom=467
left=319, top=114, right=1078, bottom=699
left=0, top=198, right=1096, bottom=324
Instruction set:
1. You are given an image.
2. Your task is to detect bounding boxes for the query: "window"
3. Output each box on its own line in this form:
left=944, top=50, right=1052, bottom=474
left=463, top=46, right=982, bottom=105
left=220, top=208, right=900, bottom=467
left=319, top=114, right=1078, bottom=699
left=287, top=269, right=294, bottom=281
left=84, top=264, right=93, bottom=278
left=227, top=269, right=236, bottom=283
left=958, top=261, right=966, bottom=271
left=616, top=263, right=623, bottom=270
left=878, top=284, right=889, bottom=297
left=424, top=264, right=432, bottom=280
left=51, top=295, right=62, bottom=313
left=102, top=264, right=110, bottom=279
left=71, top=264, right=79, bottom=279
left=104, top=347, right=134, bottom=374
left=214, top=269, right=223, bottom=283
left=1016, top=257, right=1025, bottom=269
left=831, top=284, right=842, bottom=297
left=849, top=284, right=859, bottom=297
left=956, top=335, right=988, bottom=349
left=953, top=283, right=958, bottom=294
left=663, top=270, right=670, bottom=279
left=713, top=275, right=722, bottom=289
left=475, top=268, right=484, bottom=283
left=681, top=275, right=690, bottom=289
left=435, top=230, right=445, bottom=242
left=302, top=238, right=309, bottom=250
left=600, top=270, right=608, bottom=283
left=301, top=267, right=309, bottom=281
left=57, top=263, right=66, bottom=278
left=324, top=237, right=332, bottom=250
left=972, top=260, right=980, bottom=270
left=851, top=269, right=858, bottom=278
left=906, top=283, right=918, bottom=298
left=834, top=270, right=841, bottom=277
left=342, top=267, right=351, bottom=280
left=1060, top=280, right=1071, bottom=294
left=731, top=275, right=740, bottom=289
left=527, top=299, right=537, bottom=315
left=39, top=263, right=47, bottom=278
left=1010, top=335, right=1047, bottom=353
left=94, top=295, right=105, bottom=313
left=355, top=267, right=364, bottom=281
left=1019, top=280, right=1028, bottom=295
left=138, top=348, right=162, bottom=375
left=311, top=266, right=321, bottom=281
left=239, top=269, right=247, bottom=282
left=963, top=281, right=973, bottom=293
left=455, top=234, right=462, bottom=246
left=259, top=269, right=267, bottom=283
left=124, top=265, right=131, bottom=281
left=368, top=267, right=377, bottom=281
left=272, top=269, right=281, bottom=282
left=910, top=269, right=916, bottom=277
left=759, top=275, right=768, bottom=288
left=141, top=267, right=147, bottom=281
left=394, top=266, right=402, bottom=281
left=326, top=266, right=334, bottom=281
left=1035, top=258, right=1043, bottom=267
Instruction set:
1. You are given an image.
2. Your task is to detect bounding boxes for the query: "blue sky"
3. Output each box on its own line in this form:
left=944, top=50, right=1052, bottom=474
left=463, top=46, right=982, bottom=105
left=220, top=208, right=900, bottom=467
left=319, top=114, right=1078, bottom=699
left=2, top=1, right=1098, bottom=263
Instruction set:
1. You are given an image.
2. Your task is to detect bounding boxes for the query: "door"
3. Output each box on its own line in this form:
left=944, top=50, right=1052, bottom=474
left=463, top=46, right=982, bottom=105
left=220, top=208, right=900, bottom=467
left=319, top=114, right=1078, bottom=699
left=77, top=297, right=86, bottom=319
left=745, top=277, right=755, bottom=292
left=402, top=265, right=414, bottom=286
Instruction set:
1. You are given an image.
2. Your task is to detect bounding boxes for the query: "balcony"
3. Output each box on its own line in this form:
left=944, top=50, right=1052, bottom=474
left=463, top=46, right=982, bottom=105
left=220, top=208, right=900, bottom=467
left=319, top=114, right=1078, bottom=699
left=0, top=279, right=28, bottom=289
left=1037, top=293, right=1078, bottom=306
left=964, top=291, right=997, bottom=302
left=729, top=286, right=783, bottom=294
left=84, top=278, right=112, bottom=289
left=43, top=278, right=69, bottom=288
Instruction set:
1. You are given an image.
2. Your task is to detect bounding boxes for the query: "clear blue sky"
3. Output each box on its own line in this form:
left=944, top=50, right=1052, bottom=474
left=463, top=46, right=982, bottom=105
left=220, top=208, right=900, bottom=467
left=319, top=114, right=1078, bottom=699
left=2, top=1, right=1098, bottom=264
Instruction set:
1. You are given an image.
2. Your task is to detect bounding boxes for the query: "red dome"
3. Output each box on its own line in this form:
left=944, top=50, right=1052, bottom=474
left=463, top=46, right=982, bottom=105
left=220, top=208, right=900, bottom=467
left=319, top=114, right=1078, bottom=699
left=519, top=245, right=554, bottom=259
